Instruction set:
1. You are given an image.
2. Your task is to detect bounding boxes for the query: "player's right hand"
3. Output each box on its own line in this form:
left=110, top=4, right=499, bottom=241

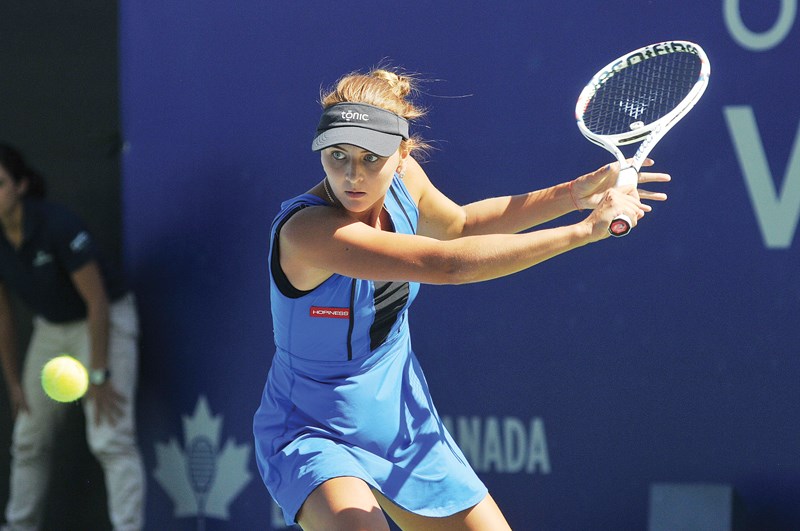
left=583, top=186, right=645, bottom=241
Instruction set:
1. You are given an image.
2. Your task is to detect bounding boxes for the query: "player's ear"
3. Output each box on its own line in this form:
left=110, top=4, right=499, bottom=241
left=396, top=145, right=410, bottom=175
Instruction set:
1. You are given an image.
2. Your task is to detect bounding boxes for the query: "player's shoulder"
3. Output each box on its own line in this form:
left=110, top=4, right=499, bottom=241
left=281, top=201, right=347, bottom=237
left=272, top=193, right=327, bottom=230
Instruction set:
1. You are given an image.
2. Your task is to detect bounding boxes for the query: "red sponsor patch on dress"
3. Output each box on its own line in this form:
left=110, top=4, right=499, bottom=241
left=309, top=306, right=350, bottom=319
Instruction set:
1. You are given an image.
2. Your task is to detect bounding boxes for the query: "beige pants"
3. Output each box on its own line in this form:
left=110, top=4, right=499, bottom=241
left=3, top=294, right=145, bottom=531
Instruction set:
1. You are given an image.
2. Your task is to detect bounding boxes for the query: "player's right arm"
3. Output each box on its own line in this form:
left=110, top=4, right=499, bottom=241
left=278, top=192, right=638, bottom=290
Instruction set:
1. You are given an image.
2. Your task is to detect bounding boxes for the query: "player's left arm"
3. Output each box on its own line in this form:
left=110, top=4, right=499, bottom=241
left=406, top=156, right=669, bottom=239
left=405, top=156, right=574, bottom=239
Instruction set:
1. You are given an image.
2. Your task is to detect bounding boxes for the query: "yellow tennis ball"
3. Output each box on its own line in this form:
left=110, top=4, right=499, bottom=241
left=41, top=355, right=89, bottom=403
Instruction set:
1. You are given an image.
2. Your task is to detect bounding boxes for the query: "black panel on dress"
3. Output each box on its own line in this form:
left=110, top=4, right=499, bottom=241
left=370, top=280, right=409, bottom=351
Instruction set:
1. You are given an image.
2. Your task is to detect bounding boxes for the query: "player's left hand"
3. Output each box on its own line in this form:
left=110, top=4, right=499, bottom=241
left=88, top=382, right=127, bottom=426
left=570, top=159, right=670, bottom=210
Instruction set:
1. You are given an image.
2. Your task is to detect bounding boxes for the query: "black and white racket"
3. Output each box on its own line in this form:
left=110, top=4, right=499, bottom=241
left=575, top=40, right=710, bottom=236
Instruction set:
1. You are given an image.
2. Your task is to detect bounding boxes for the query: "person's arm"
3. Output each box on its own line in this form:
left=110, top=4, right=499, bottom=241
left=70, top=262, right=124, bottom=425
left=279, top=181, right=642, bottom=289
left=71, top=262, right=109, bottom=371
left=0, top=282, right=28, bottom=417
left=404, top=156, right=669, bottom=239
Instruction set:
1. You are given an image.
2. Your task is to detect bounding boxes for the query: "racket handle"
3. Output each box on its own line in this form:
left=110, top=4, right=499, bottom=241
left=608, top=166, right=638, bottom=237
left=609, top=214, right=632, bottom=237
left=615, top=166, right=638, bottom=188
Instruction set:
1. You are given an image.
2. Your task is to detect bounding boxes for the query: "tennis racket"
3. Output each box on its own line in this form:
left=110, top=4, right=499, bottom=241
left=575, top=40, right=710, bottom=236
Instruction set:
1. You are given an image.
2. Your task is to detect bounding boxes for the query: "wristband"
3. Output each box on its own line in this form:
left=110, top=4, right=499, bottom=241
left=568, top=180, right=583, bottom=212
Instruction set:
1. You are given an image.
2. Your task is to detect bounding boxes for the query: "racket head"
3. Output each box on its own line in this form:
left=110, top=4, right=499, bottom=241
left=575, top=40, right=710, bottom=161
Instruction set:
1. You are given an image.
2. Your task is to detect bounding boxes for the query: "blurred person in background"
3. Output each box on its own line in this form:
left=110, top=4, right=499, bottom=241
left=0, top=144, right=145, bottom=531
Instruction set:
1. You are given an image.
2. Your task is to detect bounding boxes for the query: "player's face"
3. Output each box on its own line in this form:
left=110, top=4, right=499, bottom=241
left=0, top=165, right=26, bottom=223
left=320, top=144, right=400, bottom=214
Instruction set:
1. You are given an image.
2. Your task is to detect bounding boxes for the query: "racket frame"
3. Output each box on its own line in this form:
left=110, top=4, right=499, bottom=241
left=574, top=40, right=710, bottom=236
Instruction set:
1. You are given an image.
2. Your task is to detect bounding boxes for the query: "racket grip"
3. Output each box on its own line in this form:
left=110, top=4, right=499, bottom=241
left=616, top=166, right=638, bottom=188
left=609, top=214, right=632, bottom=237
left=608, top=166, right=638, bottom=237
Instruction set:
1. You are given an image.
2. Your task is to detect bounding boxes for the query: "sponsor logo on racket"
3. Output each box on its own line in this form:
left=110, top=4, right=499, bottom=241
left=593, top=41, right=701, bottom=91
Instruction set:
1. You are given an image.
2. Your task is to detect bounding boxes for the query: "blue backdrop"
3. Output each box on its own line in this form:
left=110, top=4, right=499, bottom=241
left=119, top=1, right=800, bottom=529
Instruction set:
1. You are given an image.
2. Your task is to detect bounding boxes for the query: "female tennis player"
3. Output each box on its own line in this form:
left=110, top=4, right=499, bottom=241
left=253, top=67, right=669, bottom=530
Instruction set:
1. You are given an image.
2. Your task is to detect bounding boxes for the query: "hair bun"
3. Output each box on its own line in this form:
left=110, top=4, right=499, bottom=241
left=371, top=69, right=412, bottom=98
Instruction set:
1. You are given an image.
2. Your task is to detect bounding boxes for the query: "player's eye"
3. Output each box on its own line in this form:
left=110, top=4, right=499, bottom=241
left=330, top=150, right=346, bottom=160
left=364, top=153, right=380, bottom=163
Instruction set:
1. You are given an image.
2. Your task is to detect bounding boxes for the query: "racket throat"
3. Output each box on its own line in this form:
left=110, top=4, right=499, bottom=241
left=615, top=166, right=638, bottom=188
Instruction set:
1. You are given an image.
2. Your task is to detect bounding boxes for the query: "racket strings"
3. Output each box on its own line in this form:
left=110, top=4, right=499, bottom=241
left=583, top=52, right=701, bottom=136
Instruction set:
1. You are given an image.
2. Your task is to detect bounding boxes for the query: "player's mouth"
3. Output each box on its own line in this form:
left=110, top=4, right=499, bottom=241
left=345, top=191, right=366, bottom=199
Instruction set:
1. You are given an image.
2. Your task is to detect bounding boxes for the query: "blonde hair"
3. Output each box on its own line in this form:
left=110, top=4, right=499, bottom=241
left=320, top=68, right=429, bottom=155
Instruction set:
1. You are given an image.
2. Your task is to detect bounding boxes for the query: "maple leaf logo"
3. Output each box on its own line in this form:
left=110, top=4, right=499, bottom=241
left=153, top=395, right=253, bottom=527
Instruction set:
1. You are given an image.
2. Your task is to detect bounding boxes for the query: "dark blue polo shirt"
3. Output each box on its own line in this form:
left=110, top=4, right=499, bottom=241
left=0, top=199, right=126, bottom=323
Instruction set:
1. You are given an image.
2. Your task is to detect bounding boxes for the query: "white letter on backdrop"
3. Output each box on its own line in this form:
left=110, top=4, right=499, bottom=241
left=724, top=0, right=796, bottom=51
left=724, top=106, right=800, bottom=249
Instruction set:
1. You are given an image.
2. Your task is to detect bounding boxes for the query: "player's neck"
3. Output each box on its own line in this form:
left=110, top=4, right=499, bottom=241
left=351, top=200, right=388, bottom=230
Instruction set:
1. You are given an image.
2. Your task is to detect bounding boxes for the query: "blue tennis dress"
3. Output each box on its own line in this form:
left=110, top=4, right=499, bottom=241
left=253, top=175, right=487, bottom=525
